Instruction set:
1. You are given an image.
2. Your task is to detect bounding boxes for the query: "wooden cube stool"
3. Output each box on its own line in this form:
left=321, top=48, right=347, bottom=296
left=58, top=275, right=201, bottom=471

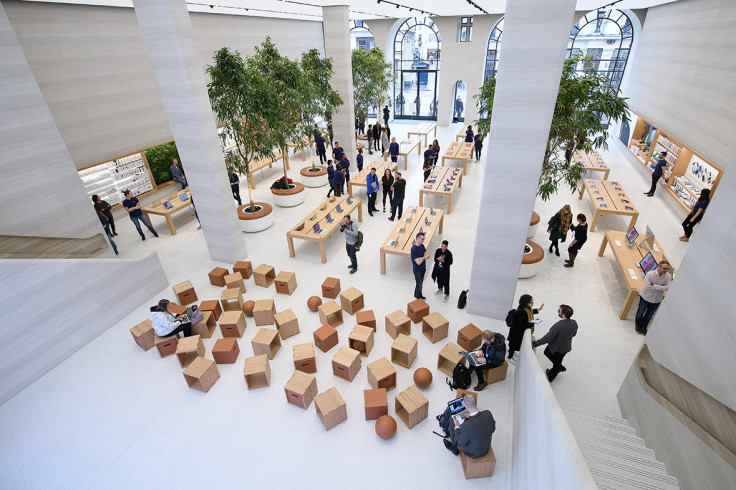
left=355, top=310, right=376, bottom=331
left=313, top=324, right=338, bottom=353
left=233, top=260, right=252, bottom=279
left=284, top=371, right=318, bottom=409
left=168, top=302, right=188, bottom=316
left=191, top=311, right=216, bottom=338
left=395, top=385, right=429, bottom=429
left=482, top=361, right=509, bottom=385
left=293, top=342, right=317, bottom=373
left=130, top=319, right=154, bottom=351
left=457, top=388, right=478, bottom=401
left=321, top=277, right=340, bottom=299
left=318, top=300, right=343, bottom=327
left=340, top=287, right=364, bottom=314
left=183, top=357, right=220, bottom=393
left=348, top=325, right=374, bottom=356
left=367, top=357, right=397, bottom=391
left=155, top=333, right=179, bottom=358
left=407, top=299, right=430, bottom=324
left=458, top=323, right=482, bottom=351
left=251, top=328, right=281, bottom=359
left=385, top=310, right=411, bottom=339
left=314, top=387, right=347, bottom=431
left=253, top=264, right=276, bottom=288
left=460, top=447, right=496, bottom=479
left=175, top=335, right=205, bottom=367
left=208, top=267, right=229, bottom=287
left=332, top=346, right=361, bottom=382
left=391, top=334, right=418, bottom=369
left=364, top=388, right=388, bottom=420
left=422, top=312, right=449, bottom=344
left=438, top=342, right=465, bottom=377
left=220, top=310, right=246, bottom=338
left=199, top=300, right=223, bottom=321
left=253, top=299, right=276, bottom=326
left=173, top=280, right=197, bottom=305
left=220, top=288, right=243, bottom=313
left=243, top=354, right=270, bottom=390
left=224, top=272, right=246, bottom=294
left=274, top=271, right=297, bottom=295
left=274, top=309, right=300, bottom=339
left=212, top=338, right=240, bottom=364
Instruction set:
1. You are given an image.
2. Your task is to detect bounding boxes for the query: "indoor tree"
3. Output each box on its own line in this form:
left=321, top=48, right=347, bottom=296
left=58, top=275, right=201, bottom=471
left=352, top=47, right=392, bottom=125
left=474, top=53, right=629, bottom=200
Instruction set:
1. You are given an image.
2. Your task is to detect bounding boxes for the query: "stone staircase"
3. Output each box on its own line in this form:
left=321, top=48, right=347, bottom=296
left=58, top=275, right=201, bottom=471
left=563, top=408, right=680, bottom=490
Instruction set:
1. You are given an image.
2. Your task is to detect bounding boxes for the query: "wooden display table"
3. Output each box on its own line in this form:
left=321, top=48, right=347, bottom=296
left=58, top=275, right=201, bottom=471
left=598, top=230, right=675, bottom=320
left=286, top=196, right=362, bottom=264
left=142, top=189, right=193, bottom=235
left=441, top=142, right=473, bottom=175
left=293, top=342, right=316, bottom=373
left=395, top=385, right=429, bottom=429
left=347, top=160, right=397, bottom=197
left=391, top=334, right=418, bottom=369
left=284, top=370, right=318, bottom=410
left=438, top=342, right=465, bottom=377
left=379, top=206, right=444, bottom=275
left=573, top=149, right=610, bottom=182
left=407, top=122, right=437, bottom=149
left=383, top=139, right=421, bottom=170
left=367, top=357, right=397, bottom=391
left=419, top=167, right=462, bottom=214
left=243, top=354, right=270, bottom=390
left=314, top=387, right=347, bottom=431
left=456, top=128, right=471, bottom=142
left=579, top=179, right=639, bottom=232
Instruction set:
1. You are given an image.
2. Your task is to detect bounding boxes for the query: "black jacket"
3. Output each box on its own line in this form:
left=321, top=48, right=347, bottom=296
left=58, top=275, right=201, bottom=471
left=547, top=212, right=567, bottom=242
left=454, top=410, right=496, bottom=458
left=508, top=306, right=537, bottom=351
left=372, top=124, right=380, bottom=140
left=478, top=333, right=506, bottom=367
left=431, top=248, right=453, bottom=283
left=392, top=178, right=406, bottom=199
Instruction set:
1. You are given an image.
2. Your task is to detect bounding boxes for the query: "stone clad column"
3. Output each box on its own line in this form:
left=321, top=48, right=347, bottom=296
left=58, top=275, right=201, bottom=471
left=321, top=6, right=357, bottom=166
left=467, top=0, right=577, bottom=318
left=132, top=0, right=246, bottom=263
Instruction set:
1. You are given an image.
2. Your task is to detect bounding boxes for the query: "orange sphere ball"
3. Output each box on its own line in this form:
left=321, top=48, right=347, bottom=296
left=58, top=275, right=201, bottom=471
left=307, top=296, right=322, bottom=312
left=413, top=367, right=433, bottom=389
left=375, top=415, right=397, bottom=440
left=242, top=300, right=256, bottom=316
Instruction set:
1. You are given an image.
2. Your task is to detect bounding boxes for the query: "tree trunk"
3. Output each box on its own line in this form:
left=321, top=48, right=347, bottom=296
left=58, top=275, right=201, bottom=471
left=246, top=183, right=255, bottom=212
left=310, top=141, right=316, bottom=170
left=282, top=147, right=289, bottom=182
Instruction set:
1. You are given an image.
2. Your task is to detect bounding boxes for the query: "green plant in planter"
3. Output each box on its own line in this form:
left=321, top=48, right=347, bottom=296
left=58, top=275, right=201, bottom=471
left=145, top=141, right=181, bottom=186
left=352, top=47, right=392, bottom=124
left=474, top=54, right=629, bottom=201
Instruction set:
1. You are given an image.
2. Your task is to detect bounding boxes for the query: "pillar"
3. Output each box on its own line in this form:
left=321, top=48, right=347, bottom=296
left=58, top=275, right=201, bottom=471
left=321, top=6, right=357, bottom=166
left=132, top=0, right=246, bottom=263
left=467, top=0, right=577, bottom=318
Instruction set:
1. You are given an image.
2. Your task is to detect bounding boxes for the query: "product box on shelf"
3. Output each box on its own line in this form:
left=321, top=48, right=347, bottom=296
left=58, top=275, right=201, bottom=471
left=78, top=152, right=154, bottom=206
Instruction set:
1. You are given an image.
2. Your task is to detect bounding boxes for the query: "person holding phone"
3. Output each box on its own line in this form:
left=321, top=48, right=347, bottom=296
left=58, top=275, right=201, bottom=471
left=507, top=294, right=543, bottom=363
left=432, top=240, right=454, bottom=303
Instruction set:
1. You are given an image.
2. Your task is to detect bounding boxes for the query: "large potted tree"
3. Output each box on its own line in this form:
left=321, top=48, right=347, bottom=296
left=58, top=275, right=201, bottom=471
left=206, top=47, right=279, bottom=232
left=352, top=47, right=392, bottom=129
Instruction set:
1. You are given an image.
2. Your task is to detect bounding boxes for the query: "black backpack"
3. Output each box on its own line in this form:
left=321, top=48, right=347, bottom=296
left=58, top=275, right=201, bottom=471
left=505, top=309, right=516, bottom=328
left=457, top=289, right=468, bottom=309
left=446, top=362, right=472, bottom=390
left=355, top=231, right=364, bottom=251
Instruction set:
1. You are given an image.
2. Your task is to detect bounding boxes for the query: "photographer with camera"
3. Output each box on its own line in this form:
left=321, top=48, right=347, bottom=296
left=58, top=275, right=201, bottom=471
left=340, top=215, right=359, bottom=274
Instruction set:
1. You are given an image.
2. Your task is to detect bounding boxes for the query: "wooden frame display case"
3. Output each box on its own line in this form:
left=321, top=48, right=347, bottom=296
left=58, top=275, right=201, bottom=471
left=77, top=150, right=155, bottom=208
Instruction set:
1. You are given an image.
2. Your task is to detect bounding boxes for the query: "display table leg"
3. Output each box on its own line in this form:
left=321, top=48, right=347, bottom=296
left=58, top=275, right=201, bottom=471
left=463, top=159, right=468, bottom=175
left=590, top=211, right=601, bottom=232
left=404, top=154, right=408, bottom=171
left=357, top=201, right=363, bottom=222
left=383, top=152, right=388, bottom=162
left=458, top=173, right=463, bottom=188
left=598, top=234, right=609, bottom=257
left=447, top=195, right=452, bottom=215
left=287, top=235, right=295, bottom=258
left=319, top=241, right=327, bottom=264
left=166, top=215, right=176, bottom=235
left=348, top=183, right=353, bottom=198
left=620, top=290, right=638, bottom=320
left=441, top=157, right=446, bottom=167
left=380, top=250, right=386, bottom=275
left=578, top=184, right=585, bottom=200
left=419, top=192, right=424, bottom=207
left=629, top=213, right=639, bottom=230
left=439, top=214, right=444, bottom=234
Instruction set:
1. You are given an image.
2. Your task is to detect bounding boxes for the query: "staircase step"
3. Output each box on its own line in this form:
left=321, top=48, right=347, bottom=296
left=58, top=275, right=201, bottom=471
left=570, top=431, right=655, bottom=457
left=585, top=452, right=671, bottom=480
left=570, top=424, right=647, bottom=447
left=578, top=441, right=658, bottom=466
left=567, top=415, right=639, bottom=435
left=588, top=465, right=679, bottom=490
left=562, top=406, right=631, bottom=426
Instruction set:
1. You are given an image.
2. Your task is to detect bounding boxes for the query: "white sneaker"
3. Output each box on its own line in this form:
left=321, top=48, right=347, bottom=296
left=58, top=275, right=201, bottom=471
left=443, top=295, right=449, bottom=303
left=435, top=289, right=443, bottom=295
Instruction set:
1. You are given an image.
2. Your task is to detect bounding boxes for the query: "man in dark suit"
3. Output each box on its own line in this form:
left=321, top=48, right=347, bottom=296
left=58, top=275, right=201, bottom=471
left=444, top=394, right=496, bottom=457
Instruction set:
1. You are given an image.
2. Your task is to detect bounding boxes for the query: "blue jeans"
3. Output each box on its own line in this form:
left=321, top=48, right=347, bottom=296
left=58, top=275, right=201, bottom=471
left=635, top=296, right=660, bottom=332
left=414, top=269, right=425, bottom=299
left=368, top=192, right=377, bottom=214
left=174, top=177, right=188, bottom=190
left=391, top=197, right=404, bottom=220
left=346, top=243, right=357, bottom=270
left=130, top=214, right=157, bottom=237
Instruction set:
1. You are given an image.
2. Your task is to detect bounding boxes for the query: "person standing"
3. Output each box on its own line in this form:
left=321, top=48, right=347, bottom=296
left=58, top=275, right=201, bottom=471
left=634, top=260, right=672, bottom=335
left=372, top=123, right=381, bottom=152
left=411, top=232, right=429, bottom=299
left=414, top=96, right=421, bottom=116
left=680, top=189, right=710, bottom=241
left=332, top=162, right=344, bottom=197
left=92, top=195, right=117, bottom=236
left=326, top=160, right=336, bottom=198
left=389, top=137, right=399, bottom=163
left=432, top=239, right=453, bottom=302
left=358, top=117, right=365, bottom=136
left=96, top=209, right=119, bottom=255
left=508, top=294, right=543, bottom=362
left=465, top=125, right=474, bottom=143
left=383, top=105, right=390, bottom=124
left=389, top=171, right=406, bottom=221
left=532, top=305, right=578, bottom=382
left=454, top=97, right=464, bottom=121
left=169, top=159, right=188, bottom=190
left=469, top=330, right=506, bottom=391
left=430, top=140, right=441, bottom=167
left=384, top=123, right=391, bottom=140
left=380, top=128, right=389, bottom=156
left=546, top=205, right=572, bottom=257
left=327, top=119, right=334, bottom=147
left=381, top=168, right=394, bottom=213
left=646, top=152, right=668, bottom=196
left=366, top=167, right=380, bottom=217
left=473, top=133, right=483, bottom=162
left=340, top=215, right=358, bottom=274
left=423, top=158, right=432, bottom=182
left=332, top=142, right=344, bottom=163
left=356, top=148, right=364, bottom=172
left=340, top=154, right=350, bottom=194
left=564, top=213, right=587, bottom=268
left=122, top=190, right=158, bottom=241
left=315, top=133, right=327, bottom=164
left=229, top=171, right=242, bottom=206
left=366, top=124, right=374, bottom=155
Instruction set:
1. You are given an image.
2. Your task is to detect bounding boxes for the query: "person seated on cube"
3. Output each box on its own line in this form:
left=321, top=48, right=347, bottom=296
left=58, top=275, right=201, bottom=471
left=444, top=394, right=496, bottom=457
left=151, top=299, right=192, bottom=338
left=472, top=330, right=506, bottom=391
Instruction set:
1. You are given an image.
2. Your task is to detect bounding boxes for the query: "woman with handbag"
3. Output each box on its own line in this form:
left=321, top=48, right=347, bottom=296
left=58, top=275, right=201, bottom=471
left=547, top=204, right=572, bottom=257
left=381, top=168, right=394, bottom=213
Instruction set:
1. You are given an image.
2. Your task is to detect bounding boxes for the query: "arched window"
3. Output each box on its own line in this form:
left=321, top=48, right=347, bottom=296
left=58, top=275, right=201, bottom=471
left=567, top=9, right=633, bottom=91
left=484, top=18, right=503, bottom=81
left=350, top=20, right=374, bottom=51
left=393, top=17, right=441, bottom=120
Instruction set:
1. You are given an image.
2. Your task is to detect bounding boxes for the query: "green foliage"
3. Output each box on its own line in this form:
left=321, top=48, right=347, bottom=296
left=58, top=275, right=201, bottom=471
left=300, top=48, right=343, bottom=146
left=145, top=141, right=180, bottom=185
left=352, top=47, right=392, bottom=122
left=474, top=75, right=496, bottom=139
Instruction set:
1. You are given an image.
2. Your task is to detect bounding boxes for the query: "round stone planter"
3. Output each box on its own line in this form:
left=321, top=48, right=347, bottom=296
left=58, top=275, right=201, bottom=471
left=300, top=166, right=328, bottom=188
left=356, top=142, right=366, bottom=151
left=519, top=240, right=544, bottom=278
left=237, top=202, right=274, bottom=233
left=271, top=182, right=305, bottom=207
left=528, top=211, right=540, bottom=238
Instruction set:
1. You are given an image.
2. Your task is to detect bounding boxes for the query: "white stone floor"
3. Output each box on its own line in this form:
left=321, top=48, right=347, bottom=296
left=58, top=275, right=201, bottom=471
left=0, top=122, right=691, bottom=488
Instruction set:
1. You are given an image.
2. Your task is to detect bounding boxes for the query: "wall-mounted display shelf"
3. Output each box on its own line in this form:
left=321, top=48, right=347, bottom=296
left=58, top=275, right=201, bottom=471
left=77, top=151, right=156, bottom=208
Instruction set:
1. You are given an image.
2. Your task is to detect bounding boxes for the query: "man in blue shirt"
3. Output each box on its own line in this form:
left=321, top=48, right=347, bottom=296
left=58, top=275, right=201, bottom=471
left=389, top=137, right=400, bottom=163
left=332, top=142, right=344, bottom=163
left=170, top=159, right=188, bottom=189
left=366, top=167, right=380, bottom=217
left=326, top=160, right=336, bottom=198
left=122, top=190, right=159, bottom=240
left=646, top=152, right=668, bottom=196
left=465, top=125, right=474, bottom=143
left=315, top=133, right=326, bottom=164
left=356, top=148, right=364, bottom=172
left=411, top=232, right=429, bottom=299
left=474, top=133, right=483, bottom=162
left=230, top=172, right=241, bottom=205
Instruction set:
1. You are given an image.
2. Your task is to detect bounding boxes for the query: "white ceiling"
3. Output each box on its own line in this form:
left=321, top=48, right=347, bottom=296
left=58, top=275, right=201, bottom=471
left=22, top=0, right=680, bottom=21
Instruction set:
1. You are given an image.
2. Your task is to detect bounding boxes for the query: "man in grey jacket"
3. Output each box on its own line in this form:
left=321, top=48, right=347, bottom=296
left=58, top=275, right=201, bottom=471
left=444, top=394, right=496, bottom=457
left=532, top=304, right=578, bottom=382
left=340, top=215, right=358, bottom=274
